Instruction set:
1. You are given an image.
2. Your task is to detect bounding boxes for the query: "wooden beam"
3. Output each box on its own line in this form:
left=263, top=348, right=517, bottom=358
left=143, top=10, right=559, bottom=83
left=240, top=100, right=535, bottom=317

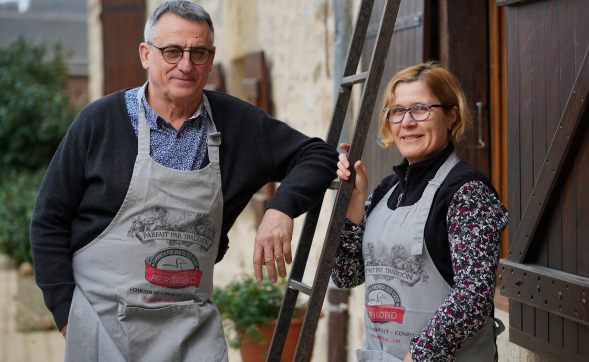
left=506, top=46, right=589, bottom=263
left=489, top=1, right=508, bottom=261
left=500, top=259, right=589, bottom=327
left=489, top=0, right=502, bottom=199
left=509, top=327, right=589, bottom=362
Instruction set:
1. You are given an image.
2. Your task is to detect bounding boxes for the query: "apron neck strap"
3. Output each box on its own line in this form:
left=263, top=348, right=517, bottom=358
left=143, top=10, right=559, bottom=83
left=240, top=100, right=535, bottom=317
left=410, top=151, right=460, bottom=256
left=136, top=89, right=150, bottom=156
left=431, top=151, right=460, bottom=184
left=202, top=93, right=221, bottom=165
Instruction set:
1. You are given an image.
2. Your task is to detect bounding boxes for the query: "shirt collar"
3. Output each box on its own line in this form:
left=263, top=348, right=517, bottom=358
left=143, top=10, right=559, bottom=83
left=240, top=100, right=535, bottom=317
left=392, top=142, right=455, bottom=191
left=138, top=81, right=202, bottom=130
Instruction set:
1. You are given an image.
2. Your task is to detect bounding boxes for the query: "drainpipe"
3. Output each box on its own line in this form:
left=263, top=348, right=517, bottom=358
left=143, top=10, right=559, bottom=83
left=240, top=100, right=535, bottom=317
left=333, top=0, right=352, bottom=150
left=328, top=279, right=349, bottom=361
left=328, top=1, right=350, bottom=361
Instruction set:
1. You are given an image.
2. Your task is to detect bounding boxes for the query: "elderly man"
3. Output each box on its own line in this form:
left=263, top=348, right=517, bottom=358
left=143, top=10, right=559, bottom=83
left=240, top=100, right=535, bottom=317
left=30, top=1, right=338, bottom=360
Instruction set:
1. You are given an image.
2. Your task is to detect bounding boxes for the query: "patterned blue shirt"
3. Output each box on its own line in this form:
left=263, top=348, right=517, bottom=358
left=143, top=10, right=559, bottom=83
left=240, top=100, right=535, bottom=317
left=124, top=82, right=209, bottom=170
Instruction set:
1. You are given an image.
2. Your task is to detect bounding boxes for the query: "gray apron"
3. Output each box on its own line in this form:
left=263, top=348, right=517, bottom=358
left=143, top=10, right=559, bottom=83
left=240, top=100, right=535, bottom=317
left=356, top=152, right=502, bottom=362
left=64, top=91, right=228, bottom=362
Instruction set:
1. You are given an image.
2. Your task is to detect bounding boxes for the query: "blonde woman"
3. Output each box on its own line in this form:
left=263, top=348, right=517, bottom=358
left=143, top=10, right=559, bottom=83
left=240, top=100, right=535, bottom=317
left=333, top=62, right=507, bottom=362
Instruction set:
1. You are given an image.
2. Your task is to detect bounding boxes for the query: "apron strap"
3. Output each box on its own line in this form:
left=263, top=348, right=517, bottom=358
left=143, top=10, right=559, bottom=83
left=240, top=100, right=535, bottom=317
left=410, top=151, right=460, bottom=255
left=382, top=182, right=398, bottom=203
left=202, top=93, right=221, bottom=165
left=136, top=88, right=150, bottom=156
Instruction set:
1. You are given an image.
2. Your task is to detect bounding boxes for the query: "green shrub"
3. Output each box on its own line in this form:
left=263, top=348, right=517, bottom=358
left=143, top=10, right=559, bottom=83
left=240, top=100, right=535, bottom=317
left=0, top=37, right=77, bottom=263
left=0, top=168, right=47, bottom=264
left=0, top=37, right=77, bottom=179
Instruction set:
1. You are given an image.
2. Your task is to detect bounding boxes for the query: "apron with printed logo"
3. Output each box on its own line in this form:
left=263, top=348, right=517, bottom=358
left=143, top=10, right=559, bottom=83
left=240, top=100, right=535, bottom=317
left=356, top=152, right=502, bottom=362
left=64, top=91, right=227, bottom=362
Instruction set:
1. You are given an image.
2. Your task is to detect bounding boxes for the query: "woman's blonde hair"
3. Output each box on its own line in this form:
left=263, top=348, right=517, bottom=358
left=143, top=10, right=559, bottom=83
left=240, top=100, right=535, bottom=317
left=378, top=61, right=471, bottom=149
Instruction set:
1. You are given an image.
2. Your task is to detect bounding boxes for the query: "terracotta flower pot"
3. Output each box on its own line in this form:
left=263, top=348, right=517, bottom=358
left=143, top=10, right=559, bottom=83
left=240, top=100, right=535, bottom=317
left=239, top=316, right=314, bottom=362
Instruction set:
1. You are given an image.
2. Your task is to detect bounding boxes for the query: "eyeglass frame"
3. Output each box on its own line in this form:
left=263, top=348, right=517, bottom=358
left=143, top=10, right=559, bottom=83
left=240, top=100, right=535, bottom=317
left=383, top=103, right=453, bottom=124
left=148, top=43, right=215, bottom=66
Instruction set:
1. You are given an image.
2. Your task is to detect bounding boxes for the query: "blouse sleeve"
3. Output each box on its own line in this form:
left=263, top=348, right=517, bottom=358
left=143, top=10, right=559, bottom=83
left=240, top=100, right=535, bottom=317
left=331, top=194, right=373, bottom=289
left=409, top=181, right=508, bottom=361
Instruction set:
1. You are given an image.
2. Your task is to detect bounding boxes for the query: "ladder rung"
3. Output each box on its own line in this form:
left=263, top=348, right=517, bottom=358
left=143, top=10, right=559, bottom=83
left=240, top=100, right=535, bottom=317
left=341, top=72, right=368, bottom=88
left=328, top=179, right=340, bottom=190
left=288, top=280, right=312, bottom=296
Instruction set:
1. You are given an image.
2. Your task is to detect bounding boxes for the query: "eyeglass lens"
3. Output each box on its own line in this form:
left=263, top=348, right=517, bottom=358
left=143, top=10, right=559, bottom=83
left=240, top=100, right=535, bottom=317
left=388, top=105, right=431, bottom=123
left=162, top=47, right=211, bottom=65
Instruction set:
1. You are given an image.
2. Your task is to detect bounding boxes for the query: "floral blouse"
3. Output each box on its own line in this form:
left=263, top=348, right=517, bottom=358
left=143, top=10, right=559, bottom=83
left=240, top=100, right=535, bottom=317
left=332, top=180, right=508, bottom=362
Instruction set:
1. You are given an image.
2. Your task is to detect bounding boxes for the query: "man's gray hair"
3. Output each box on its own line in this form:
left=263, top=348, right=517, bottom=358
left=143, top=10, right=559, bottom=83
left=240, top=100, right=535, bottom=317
left=144, top=0, right=214, bottom=45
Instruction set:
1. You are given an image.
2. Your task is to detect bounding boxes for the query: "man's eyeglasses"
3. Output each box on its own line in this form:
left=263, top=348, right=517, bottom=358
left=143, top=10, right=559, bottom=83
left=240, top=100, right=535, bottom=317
left=383, top=104, right=452, bottom=123
left=149, top=44, right=214, bottom=65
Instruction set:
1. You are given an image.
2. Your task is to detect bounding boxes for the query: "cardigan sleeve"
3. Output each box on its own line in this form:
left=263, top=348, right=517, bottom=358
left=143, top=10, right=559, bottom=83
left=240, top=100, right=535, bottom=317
left=409, top=181, right=508, bottom=361
left=30, top=124, right=89, bottom=331
left=331, top=195, right=372, bottom=289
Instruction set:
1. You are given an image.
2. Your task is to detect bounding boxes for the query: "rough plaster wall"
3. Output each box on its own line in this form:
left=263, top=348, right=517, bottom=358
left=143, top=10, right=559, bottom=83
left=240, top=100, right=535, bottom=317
left=87, top=0, right=103, bottom=101
left=203, top=3, right=337, bottom=360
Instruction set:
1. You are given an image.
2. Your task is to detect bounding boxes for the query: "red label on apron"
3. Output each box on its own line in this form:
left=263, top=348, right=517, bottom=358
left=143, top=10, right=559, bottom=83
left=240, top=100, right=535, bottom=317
left=145, top=263, right=203, bottom=287
left=365, top=303, right=406, bottom=324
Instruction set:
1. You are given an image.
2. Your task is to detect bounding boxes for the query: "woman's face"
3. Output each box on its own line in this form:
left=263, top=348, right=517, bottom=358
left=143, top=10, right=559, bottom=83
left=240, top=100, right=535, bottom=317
left=389, top=81, right=458, bottom=164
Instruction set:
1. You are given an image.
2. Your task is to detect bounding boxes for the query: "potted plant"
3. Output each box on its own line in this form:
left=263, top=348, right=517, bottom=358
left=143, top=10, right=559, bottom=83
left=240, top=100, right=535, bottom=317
left=212, top=274, right=312, bottom=362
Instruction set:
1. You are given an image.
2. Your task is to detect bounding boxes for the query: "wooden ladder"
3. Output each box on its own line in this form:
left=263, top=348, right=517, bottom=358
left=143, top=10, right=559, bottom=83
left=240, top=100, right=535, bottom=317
left=266, top=1, right=402, bottom=361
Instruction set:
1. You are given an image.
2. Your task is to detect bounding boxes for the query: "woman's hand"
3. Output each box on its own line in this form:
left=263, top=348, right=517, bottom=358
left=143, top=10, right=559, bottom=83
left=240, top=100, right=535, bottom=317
left=337, top=143, right=368, bottom=224
left=337, top=143, right=368, bottom=195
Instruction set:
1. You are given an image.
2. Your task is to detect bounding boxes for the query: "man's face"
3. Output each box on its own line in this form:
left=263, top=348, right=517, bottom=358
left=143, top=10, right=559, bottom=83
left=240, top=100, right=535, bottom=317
left=139, top=13, right=215, bottom=105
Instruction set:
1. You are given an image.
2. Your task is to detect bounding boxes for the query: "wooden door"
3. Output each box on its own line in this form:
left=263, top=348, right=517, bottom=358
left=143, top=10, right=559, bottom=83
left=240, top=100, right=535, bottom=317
left=360, top=0, right=429, bottom=194
left=498, top=0, right=589, bottom=361
left=102, top=0, right=146, bottom=94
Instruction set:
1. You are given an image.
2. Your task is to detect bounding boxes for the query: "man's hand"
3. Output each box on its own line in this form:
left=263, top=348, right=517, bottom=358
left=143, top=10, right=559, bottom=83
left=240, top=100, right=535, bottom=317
left=61, top=324, right=67, bottom=339
left=253, top=209, right=293, bottom=283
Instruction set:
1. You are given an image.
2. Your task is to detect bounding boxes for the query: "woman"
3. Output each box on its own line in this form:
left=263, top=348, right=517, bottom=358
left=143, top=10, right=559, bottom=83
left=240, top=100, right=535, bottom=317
left=332, top=61, right=507, bottom=362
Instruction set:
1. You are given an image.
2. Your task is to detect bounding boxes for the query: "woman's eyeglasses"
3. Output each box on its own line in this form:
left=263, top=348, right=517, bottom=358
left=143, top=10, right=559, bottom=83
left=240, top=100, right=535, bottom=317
left=383, top=104, right=452, bottom=123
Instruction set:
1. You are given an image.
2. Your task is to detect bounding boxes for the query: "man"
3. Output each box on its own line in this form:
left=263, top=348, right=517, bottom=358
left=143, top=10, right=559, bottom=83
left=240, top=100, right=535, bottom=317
left=30, top=1, right=338, bottom=360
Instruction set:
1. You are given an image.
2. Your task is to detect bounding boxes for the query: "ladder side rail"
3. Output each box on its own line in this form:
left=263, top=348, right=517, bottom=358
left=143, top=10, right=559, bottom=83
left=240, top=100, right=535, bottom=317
left=266, top=201, right=324, bottom=361
left=292, top=1, right=402, bottom=361
left=267, top=1, right=378, bottom=360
